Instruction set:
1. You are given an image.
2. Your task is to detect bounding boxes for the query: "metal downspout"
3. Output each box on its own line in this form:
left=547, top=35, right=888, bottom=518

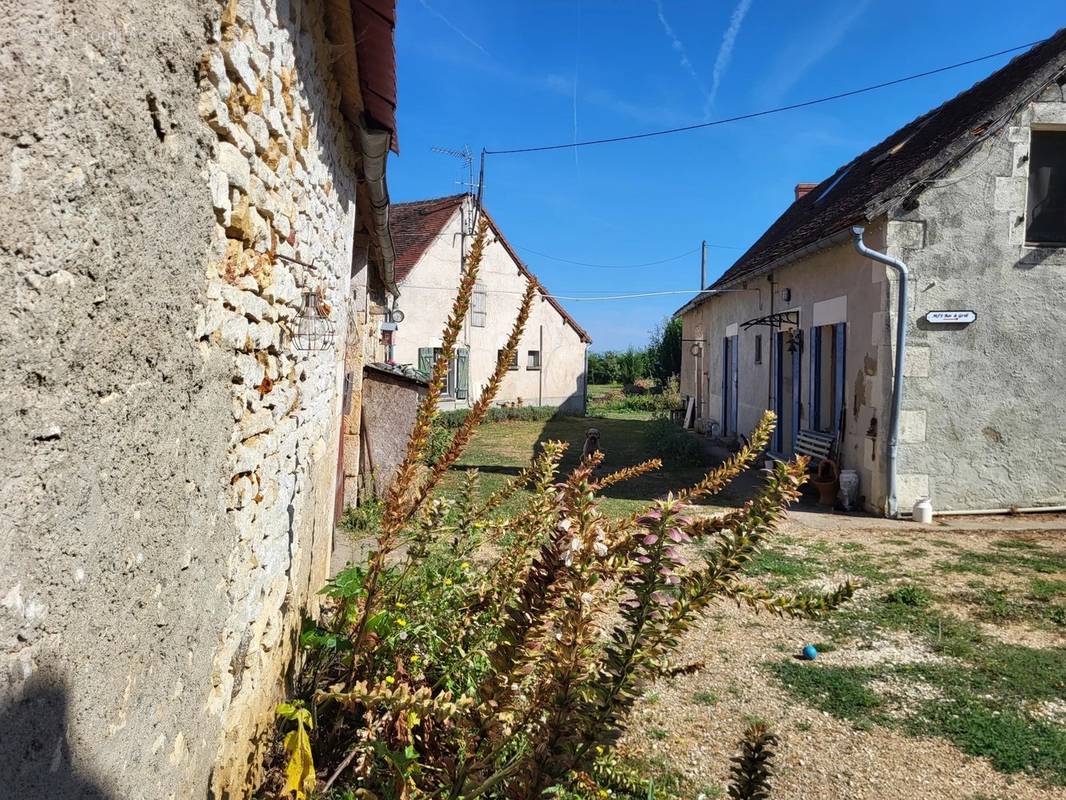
left=852, top=226, right=909, bottom=518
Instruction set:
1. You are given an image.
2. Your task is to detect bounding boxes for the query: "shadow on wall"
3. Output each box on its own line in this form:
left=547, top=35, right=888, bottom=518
left=0, top=672, right=115, bottom=800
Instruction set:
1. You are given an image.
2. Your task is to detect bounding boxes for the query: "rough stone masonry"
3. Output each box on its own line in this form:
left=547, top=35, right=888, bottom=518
left=1, top=1, right=362, bottom=797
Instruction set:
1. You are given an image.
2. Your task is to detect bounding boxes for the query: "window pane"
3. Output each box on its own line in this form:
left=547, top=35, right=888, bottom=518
left=1027, top=131, right=1066, bottom=245
left=527, top=350, right=541, bottom=369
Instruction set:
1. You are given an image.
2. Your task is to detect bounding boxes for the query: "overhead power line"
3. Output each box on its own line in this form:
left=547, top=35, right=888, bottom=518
left=511, top=242, right=742, bottom=269
left=397, top=283, right=745, bottom=302
left=484, top=39, right=1045, bottom=155
left=513, top=244, right=697, bottom=268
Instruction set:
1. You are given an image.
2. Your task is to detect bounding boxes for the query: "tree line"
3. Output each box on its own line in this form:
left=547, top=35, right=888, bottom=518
left=587, top=316, right=682, bottom=385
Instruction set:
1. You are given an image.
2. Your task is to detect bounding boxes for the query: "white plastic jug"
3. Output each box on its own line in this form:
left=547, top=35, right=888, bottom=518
left=838, top=469, right=860, bottom=511
left=913, top=497, right=934, bottom=524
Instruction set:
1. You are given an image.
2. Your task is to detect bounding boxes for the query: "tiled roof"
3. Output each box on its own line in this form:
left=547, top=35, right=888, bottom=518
left=388, top=195, right=593, bottom=343
left=390, top=194, right=465, bottom=283
left=682, top=29, right=1066, bottom=310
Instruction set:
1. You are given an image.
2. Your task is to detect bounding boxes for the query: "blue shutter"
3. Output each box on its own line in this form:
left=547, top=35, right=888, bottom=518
left=833, top=322, right=847, bottom=433
left=809, top=327, right=821, bottom=431
left=721, top=337, right=729, bottom=434
left=791, top=338, right=802, bottom=455
left=730, top=335, right=739, bottom=435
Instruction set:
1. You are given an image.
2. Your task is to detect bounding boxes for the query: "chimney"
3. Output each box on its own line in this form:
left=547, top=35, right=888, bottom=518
left=794, top=183, right=818, bottom=201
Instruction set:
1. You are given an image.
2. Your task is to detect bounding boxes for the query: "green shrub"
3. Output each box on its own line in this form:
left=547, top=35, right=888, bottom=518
left=425, top=425, right=454, bottom=466
left=883, top=585, right=933, bottom=608
left=435, top=404, right=561, bottom=429
left=644, top=417, right=703, bottom=465
left=338, top=495, right=384, bottom=534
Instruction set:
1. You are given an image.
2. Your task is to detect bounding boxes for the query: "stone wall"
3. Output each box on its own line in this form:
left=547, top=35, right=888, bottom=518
left=196, top=1, right=360, bottom=795
left=1, top=1, right=361, bottom=798
left=890, top=81, right=1066, bottom=512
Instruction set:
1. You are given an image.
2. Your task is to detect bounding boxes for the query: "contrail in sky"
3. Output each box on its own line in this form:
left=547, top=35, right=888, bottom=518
left=653, top=0, right=711, bottom=108
left=707, top=0, right=754, bottom=116
left=419, top=0, right=489, bottom=56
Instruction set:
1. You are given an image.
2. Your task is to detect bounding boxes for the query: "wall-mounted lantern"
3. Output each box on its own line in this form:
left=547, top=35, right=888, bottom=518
left=293, top=286, right=335, bottom=352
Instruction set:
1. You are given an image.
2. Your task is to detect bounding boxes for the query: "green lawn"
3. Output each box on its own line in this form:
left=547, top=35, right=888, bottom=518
left=755, top=535, right=1066, bottom=786
left=436, top=411, right=730, bottom=518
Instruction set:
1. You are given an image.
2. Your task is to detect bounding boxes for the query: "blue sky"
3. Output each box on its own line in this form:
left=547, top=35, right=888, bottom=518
left=388, top=1, right=1059, bottom=351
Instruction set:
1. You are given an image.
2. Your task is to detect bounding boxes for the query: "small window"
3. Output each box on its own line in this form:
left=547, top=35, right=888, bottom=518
left=499, top=348, right=518, bottom=370
left=471, top=283, right=487, bottom=327
left=419, top=347, right=468, bottom=399
left=754, top=334, right=763, bottom=365
left=1027, top=130, right=1066, bottom=245
left=527, top=350, right=541, bottom=370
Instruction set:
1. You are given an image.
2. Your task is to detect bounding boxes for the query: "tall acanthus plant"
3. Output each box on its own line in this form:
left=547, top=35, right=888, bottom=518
left=282, top=215, right=856, bottom=800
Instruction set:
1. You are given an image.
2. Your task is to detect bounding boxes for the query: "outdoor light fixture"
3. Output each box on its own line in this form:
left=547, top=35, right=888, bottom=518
left=390, top=307, right=405, bottom=324
left=292, top=285, right=336, bottom=352
left=689, top=342, right=703, bottom=356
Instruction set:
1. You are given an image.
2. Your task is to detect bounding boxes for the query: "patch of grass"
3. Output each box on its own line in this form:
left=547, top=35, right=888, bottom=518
left=990, top=538, right=1045, bottom=552
left=968, top=587, right=1026, bottom=622
left=770, top=662, right=885, bottom=722
left=1028, top=577, right=1066, bottom=601
left=883, top=538, right=913, bottom=546
left=901, top=547, right=930, bottom=558
left=834, top=555, right=890, bottom=582
left=794, top=720, right=813, bottom=732
left=929, top=538, right=961, bottom=549
left=692, top=690, right=718, bottom=706
left=839, top=542, right=867, bottom=552
left=643, top=691, right=661, bottom=705
left=745, top=550, right=819, bottom=581
left=647, top=727, right=669, bottom=741
left=772, top=581, right=1066, bottom=785
left=883, top=584, right=933, bottom=608
left=939, top=548, right=1066, bottom=577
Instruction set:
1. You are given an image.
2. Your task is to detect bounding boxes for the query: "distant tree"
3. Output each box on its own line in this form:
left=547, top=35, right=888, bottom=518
left=588, top=351, right=621, bottom=384
left=617, top=347, right=648, bottom=385
left=649, top=316, right=683, bottom=383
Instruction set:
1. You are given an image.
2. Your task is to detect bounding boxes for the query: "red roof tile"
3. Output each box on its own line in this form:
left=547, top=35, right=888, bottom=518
left=389, top=195, right=592, bottom=343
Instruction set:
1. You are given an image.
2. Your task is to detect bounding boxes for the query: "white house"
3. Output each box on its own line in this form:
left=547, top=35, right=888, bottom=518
left=387, top=194, right=592, bottom=413
left=677, top=32, right=1066, bottom=517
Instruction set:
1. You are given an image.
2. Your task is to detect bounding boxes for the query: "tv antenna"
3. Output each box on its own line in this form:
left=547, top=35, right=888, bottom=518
left=431, top=145, right=478, bottom=195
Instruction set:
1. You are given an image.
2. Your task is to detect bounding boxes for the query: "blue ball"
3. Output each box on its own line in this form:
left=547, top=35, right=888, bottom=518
left=802, top=644, right=818, bottom=661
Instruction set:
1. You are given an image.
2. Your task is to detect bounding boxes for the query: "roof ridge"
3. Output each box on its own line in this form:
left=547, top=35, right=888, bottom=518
left=682, top=29, right=1066, bottom=305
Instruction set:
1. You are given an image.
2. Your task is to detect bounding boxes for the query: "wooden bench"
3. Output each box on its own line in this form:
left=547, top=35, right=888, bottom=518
left=795, top=429, right=836, bottom=469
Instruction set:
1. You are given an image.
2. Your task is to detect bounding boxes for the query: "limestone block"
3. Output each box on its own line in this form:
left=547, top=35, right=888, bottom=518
left=222, top=284, right=272, bottom=322
left=1007, top=125, right=1027, bottom=144
left=244, top=113, right=269, bottom=153
left=904, top=345, right=930, bottom=378
left=223, top=40, right=258, bottom=94
left=234, top=353, right=265, bottom=386
left=265, top=107, right=285, bottom=137
left=217, top=141, right=250, bottom=192
left=1011, top=142, right=1030, bottom=177
left=232, top=445, right=259, bottom=476
left=194, top=299, right=226, bottom=340
left=221, top=316, right=251, bottom=351
left=899, top=409, right=927, bottom=444
left=888, top=219, right=925, bottom=250
left=209, top=165, right=231, bottom=225
left=247, top=174, right=269, bottom=209
left=1032, top=102, right=1066, bottom=125
left=206, top=50, right=232, bottom=99
left=200, top=91, right=233, bottom=137
left=248, top=321, right=278, bottom=351
left=241, top=409, right=272, bottom=441
left=263, top=264, right=299, bottom=305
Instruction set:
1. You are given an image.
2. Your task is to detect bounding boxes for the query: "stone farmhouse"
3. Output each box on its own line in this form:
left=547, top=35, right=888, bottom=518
left=386, top=194, right=592, bottom=414
left=677, top=31, right=1066, bottom=517
left=2, top=1, right=404, bottom=797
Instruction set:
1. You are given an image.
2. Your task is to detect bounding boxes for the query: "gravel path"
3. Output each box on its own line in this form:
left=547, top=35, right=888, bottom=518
left=617, top=511, right=1066, bottom=799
